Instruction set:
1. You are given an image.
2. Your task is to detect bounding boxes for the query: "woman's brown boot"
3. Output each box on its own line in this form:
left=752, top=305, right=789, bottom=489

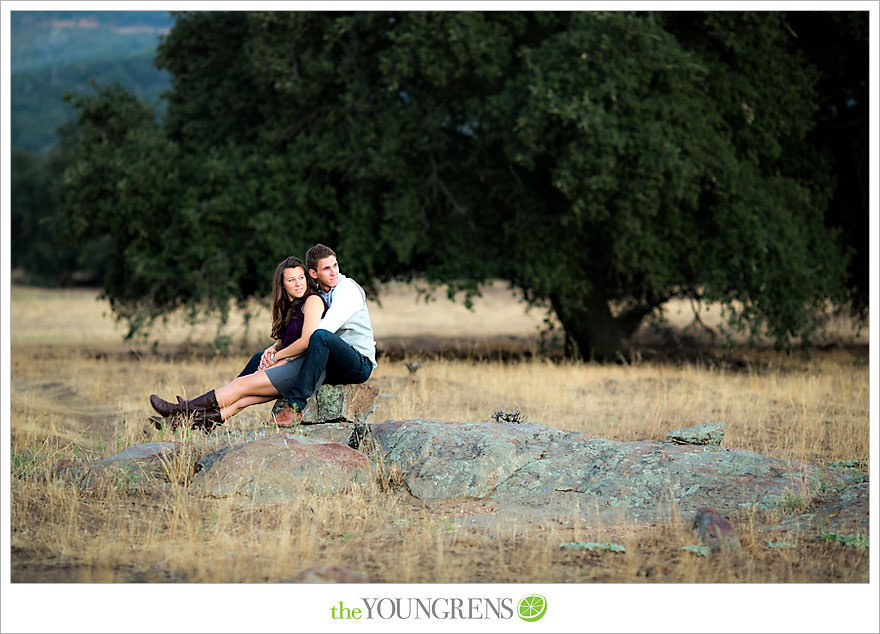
left=181, top=389, right=219, bottom=412
left=191, top=408, right=224, bottom=432
left=180, top=390, right=223, bottom=432
left=149, top=394, right=183, bottom=417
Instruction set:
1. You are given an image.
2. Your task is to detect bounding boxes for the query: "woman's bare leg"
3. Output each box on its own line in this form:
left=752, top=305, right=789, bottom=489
left=168, top=370, right=280, bottom=422
left=215, top=372, right=277, bottom=404
left=208, top=372, right=280, bottom=422
left=150, top=372, right=279, bottom=429
left=220, top=394, right=276, bottom=419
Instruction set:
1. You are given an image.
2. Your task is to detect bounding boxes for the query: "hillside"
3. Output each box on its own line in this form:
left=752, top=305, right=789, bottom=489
left=10, top=10, right=174, bottom=154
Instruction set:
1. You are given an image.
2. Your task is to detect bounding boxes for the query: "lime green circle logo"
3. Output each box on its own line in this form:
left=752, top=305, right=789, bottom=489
left=517, top=594, right=547, bottom=622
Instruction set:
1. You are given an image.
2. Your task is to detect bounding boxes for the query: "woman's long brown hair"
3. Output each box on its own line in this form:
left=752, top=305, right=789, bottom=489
left=270, top=256, right=319, bottom=341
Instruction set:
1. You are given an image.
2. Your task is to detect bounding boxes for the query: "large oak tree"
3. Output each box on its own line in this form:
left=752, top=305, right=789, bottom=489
left=62, top=11, right=858, bottom=357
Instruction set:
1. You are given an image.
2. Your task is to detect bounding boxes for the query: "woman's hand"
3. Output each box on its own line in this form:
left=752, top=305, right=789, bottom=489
left=266, top=358, right=287, bottom=369
left=258, top=344, right=277, bottom=371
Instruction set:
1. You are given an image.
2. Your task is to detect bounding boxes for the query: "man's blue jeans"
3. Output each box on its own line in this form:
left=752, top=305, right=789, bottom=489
left=283, top=329, right=373, bottom=411
left=238, top=351, right=262, bottom=377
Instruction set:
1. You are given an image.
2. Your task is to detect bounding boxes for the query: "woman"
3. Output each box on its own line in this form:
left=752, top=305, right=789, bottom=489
left=148, top=256, right=327, bottom=431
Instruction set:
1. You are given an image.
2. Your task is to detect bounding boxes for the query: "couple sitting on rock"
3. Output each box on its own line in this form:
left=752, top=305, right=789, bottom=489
left=149, top=243, right=376, bottom=432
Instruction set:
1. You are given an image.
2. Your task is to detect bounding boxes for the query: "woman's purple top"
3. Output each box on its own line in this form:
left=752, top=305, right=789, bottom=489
left=279, top=292, right=328, bottom=349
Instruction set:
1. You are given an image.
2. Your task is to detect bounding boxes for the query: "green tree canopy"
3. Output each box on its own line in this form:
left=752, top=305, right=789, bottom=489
left=11, top=122, right=107, bottom=284
left=62, top=11, right=856, bottom=357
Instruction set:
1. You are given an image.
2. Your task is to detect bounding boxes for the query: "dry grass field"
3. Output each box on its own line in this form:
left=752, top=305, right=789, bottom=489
left=6, top=282, right=873, bottom=592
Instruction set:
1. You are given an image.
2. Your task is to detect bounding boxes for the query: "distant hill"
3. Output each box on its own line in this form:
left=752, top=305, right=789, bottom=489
left=11, top=11, right=175, bottom=154
left=11, top=11, right=173, bottom=70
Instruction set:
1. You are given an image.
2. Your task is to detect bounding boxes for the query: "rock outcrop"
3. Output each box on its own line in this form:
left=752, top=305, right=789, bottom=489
left=55, top=406, right=866, bottom=535
left=370, top=420, right=847, bottom=523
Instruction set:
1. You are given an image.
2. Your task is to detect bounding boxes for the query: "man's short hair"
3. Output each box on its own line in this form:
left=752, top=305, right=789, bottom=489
left=306, top=243, right=336, bottom=273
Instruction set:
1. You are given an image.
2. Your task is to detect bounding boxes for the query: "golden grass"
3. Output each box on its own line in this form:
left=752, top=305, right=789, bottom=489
left=8, top=280, right=558, bottom=347
left=373, top=352, right=869, bottom=466
left=7, top=283, right=871, bottom=585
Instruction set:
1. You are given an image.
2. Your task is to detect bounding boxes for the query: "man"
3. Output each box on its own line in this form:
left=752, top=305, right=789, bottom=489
left=270, top=243, right=377, bottom=426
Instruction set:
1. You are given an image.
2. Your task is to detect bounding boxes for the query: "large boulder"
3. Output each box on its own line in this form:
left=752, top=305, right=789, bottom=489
left=190, top=433, right=376, bottom=502
left=370, top=420, right=845, bottom=523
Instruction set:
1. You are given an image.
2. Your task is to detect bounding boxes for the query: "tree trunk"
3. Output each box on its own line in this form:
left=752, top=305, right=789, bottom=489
left=551, top=292, right=624, bottom=362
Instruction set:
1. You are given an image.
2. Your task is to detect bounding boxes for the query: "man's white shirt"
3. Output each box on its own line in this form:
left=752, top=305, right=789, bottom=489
left=318, top=274, right=365, bottom=332
left=317, top=273, right=377, bottom=367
